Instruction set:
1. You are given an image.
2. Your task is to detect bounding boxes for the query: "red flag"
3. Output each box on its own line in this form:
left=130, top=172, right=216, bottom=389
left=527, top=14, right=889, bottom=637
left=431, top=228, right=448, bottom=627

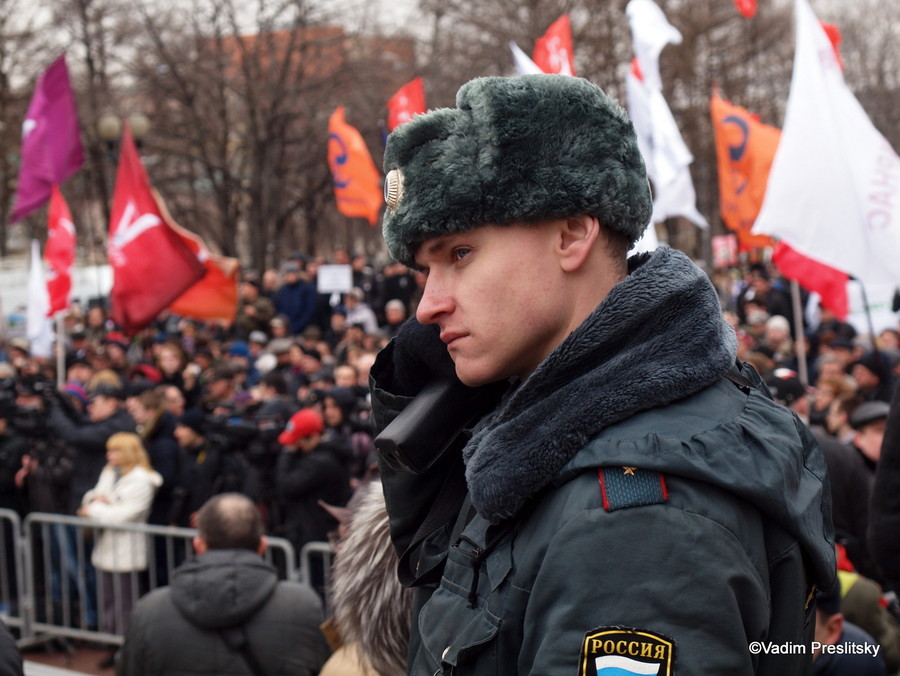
left=165, top=214, right=240, bottom=323
left=733, top=0, right=757, bottom=18
left=108, top=126, right=205, bottom=334
left=387, top=77, right=426, bottom=132
left=11, top=55, right=84, bottom=222
left=45, top=186, right=75, bottom=316
left=533, top=15, right=576, bottom=76
left=773, top=241, right=849, bottom=319
left=710, top=91, right=778, bottom=250
left=328, top=106, right=383, bottom=226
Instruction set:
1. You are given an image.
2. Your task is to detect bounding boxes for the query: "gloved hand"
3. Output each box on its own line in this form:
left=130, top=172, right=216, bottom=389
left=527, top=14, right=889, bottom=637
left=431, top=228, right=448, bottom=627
left=374, top=318, right=458, bottom=397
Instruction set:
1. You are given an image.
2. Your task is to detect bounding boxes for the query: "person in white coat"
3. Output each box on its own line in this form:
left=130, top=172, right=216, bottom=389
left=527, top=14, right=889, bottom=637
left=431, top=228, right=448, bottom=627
left=79, top=432, right=162, bottom=637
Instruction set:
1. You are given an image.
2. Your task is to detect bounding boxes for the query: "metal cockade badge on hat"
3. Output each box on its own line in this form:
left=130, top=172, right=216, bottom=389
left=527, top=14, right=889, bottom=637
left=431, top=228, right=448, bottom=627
left=384, top=168, right=404, bottom=210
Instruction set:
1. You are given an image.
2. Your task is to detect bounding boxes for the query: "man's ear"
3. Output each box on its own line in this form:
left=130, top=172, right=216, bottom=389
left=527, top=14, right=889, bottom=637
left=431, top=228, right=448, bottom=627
left=257, top=535, right=268, bottom=557
left=193, top=536, right=207, bottom=555
left=557, top=215, right=599, bottom=272
left=824, top=612, right=843, bottom=645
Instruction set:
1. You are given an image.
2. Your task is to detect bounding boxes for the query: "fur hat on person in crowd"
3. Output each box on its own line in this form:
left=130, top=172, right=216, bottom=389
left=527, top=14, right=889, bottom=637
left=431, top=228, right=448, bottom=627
left=381, top=74, right=652, bottom=268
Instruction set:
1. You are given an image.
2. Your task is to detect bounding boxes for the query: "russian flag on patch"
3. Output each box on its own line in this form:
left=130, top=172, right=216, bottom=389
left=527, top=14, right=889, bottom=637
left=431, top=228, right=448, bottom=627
left=596, top=655, right=660, bottom=675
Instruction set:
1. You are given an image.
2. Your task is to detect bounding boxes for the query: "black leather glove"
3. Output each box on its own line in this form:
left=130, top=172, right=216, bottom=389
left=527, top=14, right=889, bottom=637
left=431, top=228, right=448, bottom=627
left=377, top=318, right=458, bottom=397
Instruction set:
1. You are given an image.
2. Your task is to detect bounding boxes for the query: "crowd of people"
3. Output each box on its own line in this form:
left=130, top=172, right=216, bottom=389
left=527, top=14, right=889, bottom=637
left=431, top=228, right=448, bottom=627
left=0, top=248, right=420, bottom=671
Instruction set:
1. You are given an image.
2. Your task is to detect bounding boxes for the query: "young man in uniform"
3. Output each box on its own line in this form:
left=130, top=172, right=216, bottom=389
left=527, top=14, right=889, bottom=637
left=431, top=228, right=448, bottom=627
left=370, top=74, right=835, bottom=675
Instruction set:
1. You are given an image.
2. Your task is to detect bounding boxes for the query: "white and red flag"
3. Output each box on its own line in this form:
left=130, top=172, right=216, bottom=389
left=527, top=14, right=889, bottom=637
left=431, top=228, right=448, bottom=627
left=108, top=125, right=205, bottom=334
left=532, top=15, right=576, bottom=76
left=752, top=0, right=900, bottom=291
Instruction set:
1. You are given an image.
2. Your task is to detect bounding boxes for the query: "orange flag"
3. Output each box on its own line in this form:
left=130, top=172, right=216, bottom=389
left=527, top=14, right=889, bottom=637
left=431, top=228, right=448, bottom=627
left=387, top=77, right=426, bottom=132
left=161, top=199, right=239, bottom=323
left=711, top=91, right=849, bottom=318
left=710, top=90, right=779, bottom=251
left=533, top=15, right=575, bottom=76
left=328, top=106, right=383, bottom=226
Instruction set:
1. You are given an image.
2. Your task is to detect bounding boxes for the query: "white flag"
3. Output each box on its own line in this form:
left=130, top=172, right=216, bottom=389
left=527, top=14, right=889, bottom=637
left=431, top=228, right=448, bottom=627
left=626, top=0, right=682, bottom=91
left=753, top=0, right=900, bottom=287
left=625, top=0, right=708, bottom=228
left=26, top=239, right=53, bottom=358
left=509, top=41, right=545, bottom=75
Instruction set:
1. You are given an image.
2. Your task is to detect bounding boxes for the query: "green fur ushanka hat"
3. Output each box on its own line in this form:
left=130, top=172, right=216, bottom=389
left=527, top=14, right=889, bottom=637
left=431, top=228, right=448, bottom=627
left=381, top=74, right=652, bottom=268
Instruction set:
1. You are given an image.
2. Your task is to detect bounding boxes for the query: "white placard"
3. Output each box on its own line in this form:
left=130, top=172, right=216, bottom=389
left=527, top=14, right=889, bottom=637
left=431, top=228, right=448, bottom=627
left=317, top=264, right=353, bottom=294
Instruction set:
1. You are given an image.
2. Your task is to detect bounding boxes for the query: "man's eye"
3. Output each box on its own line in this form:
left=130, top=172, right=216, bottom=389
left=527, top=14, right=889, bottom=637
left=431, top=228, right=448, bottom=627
left=453, top=248, right=471, bottom=261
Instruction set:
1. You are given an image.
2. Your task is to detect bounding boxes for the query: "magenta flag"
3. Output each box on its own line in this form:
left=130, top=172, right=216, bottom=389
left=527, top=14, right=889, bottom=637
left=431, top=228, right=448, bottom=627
left=10, top=54, right=84, bottom=223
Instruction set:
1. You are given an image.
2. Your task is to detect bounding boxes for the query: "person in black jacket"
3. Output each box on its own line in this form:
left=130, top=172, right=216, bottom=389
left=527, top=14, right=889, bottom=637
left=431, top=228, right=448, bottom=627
left=869, top=381, right=900, bottom=593
left=130, top=388, right=181, bottom=585
left=273, top=408, right=350, bottom=588
left=48, top=383, right=136, bottom=515
left=117, top=492, right=330, bottom=676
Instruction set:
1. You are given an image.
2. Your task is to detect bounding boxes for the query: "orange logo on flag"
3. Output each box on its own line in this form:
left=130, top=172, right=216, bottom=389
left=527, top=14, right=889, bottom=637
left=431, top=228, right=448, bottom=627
left=328, top=106, right=383, bottom=226
left=710, top=91, right=779, bottom=251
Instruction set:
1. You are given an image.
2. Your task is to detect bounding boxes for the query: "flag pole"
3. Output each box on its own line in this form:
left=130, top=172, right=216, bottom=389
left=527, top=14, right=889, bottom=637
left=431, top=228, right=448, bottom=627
left=55, top=314, right=65, bottom=389
left=790, top=280, right=809, bottom=386
left=856, top=279, right=883, bottom=374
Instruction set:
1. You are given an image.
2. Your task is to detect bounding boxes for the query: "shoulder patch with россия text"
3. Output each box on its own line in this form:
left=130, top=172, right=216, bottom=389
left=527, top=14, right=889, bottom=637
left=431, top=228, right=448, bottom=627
left=579, top=626, right=676, bottom=676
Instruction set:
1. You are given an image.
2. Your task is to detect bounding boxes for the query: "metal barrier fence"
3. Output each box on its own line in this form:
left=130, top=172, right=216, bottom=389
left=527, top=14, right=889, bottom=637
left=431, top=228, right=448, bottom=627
left=0, top=511, right=308, bottom=649
left=0, top=509, right=24, bottom=636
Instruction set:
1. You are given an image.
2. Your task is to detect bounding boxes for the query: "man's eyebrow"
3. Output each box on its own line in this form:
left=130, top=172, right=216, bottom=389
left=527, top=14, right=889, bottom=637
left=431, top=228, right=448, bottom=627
left=415, top=237, right=450, bottom=266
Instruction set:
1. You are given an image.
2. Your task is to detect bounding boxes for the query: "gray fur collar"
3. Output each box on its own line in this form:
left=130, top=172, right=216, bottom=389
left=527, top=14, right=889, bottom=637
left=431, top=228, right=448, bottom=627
left=463, top=246, right=738, bottom=523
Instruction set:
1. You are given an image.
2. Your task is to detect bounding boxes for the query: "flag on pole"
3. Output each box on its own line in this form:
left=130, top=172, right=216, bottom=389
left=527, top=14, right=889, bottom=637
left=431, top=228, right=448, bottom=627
left=711, top=91, right=850, bottom=317
left=710, top=91, right=778, bottom=250
left=626, top=1, right=707, bottom=228
left=328, top=106, right=383, bottom=226
left=509, top=42, right=545, bottom=75
left=11, top=54, right=84, bottom=223
left=45, top=186, right=76, bottom=317
left=108, top=126, right=205, bottom=335
left=752, top=0, right=900, bottom=290
left=532, top=15, right=576, bottom=76
left=26, top=240, right=53, bottom=358
left=625, top=58, right=708, bottom=228
left=387, top=77, right=426, bottom=132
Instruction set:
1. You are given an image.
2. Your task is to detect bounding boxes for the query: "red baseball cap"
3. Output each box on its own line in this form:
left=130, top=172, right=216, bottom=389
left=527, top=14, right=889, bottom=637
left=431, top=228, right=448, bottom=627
left=278, top=408, right=325, bottom=446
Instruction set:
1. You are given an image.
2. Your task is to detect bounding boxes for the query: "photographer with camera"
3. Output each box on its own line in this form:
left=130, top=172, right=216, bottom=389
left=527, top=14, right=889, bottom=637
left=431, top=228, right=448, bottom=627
left=48, top=383, right=136, bottom=516
left=274, top=408, right=351, bottom=588
left=170, top=409, right=257, bottom=529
